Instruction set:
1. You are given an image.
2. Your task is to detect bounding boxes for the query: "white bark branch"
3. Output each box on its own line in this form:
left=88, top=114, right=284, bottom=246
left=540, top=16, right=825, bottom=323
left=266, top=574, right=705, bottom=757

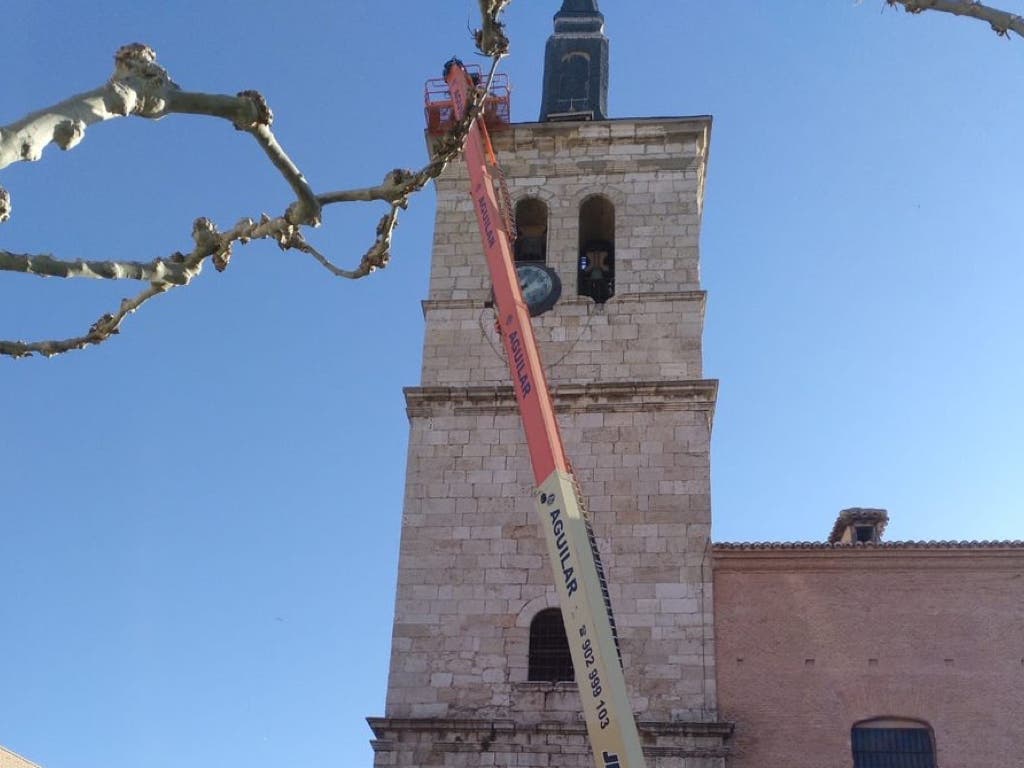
left=306, top=58, right=500, bottom=280
left=1, top=44, right=228, bottom=171
left=0, top=45, right=318, bottom=226
left=0, top=250, right=193, bottom=284
left=1, top=2, right=512, bottom=358
left=887, top=0, right=1024, bottom=38
left=0, top=214, right=287, bottom=357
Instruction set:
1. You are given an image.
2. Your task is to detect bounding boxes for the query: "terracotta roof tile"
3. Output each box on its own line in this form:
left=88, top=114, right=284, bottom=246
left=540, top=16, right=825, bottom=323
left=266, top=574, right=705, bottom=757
left=713, top=540, right=1024, bottom=551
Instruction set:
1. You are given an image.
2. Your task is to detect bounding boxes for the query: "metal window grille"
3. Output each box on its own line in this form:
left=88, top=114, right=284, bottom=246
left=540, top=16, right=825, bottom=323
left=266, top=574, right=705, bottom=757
left=577, top=196, right=615, bottom=304
left=528, top=608, right=574, bottom=682
left=852, top=727, right=936, bottom=768
left=514, top=198, right=548, bottom=264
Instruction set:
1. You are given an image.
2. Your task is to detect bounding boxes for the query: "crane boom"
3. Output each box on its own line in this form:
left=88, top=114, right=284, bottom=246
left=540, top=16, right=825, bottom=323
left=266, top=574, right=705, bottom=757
left=440, top=59, right=647, bottom=768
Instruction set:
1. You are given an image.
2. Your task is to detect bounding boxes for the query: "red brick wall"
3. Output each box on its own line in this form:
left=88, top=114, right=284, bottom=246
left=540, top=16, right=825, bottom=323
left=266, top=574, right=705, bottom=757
left=713, top=546, right=1024, bottom=767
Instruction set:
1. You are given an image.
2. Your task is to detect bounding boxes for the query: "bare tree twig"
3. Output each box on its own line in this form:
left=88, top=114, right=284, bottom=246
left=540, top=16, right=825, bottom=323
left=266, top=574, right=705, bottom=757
left=316, top=69, right=494, bottom=209
left=226, top=90, right=322, bottom=226
left=286, top=204, right=401, bottom=280
left=302, top=55, right=502, bottom=280
left=0, top=213, right=298, bottom=357
left=886, top=0, right=1024, bottom=37
left=476, top=0, right=513, bottom=57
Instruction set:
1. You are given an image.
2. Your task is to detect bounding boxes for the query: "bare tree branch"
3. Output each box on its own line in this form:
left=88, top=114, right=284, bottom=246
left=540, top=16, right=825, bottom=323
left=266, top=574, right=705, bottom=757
left=0, top=45, right=319, bottom=228
left=306, top=56, right=501, bottom=280
left=0, top=250, right=192, bottom=284
left=1, top=45, right=253, bottom=172
left=886, top=0, right=1024, bottom=38
left=0, top=3, right=512, bottom=358
left=1, top=213, right=292, bottom=357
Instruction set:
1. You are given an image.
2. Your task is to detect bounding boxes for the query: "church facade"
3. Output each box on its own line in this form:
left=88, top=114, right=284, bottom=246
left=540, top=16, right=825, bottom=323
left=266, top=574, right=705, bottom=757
left=370, top=3, right=1024, bottom=767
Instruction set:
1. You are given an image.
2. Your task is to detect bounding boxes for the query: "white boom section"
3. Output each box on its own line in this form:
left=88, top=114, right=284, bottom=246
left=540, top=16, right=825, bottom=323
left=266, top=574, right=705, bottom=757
left=535, top=471, right=647, bottom=768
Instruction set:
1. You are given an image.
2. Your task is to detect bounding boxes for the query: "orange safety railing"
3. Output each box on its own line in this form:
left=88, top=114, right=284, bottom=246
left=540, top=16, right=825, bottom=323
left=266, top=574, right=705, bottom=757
left=425, top=63, right=510, bottom=134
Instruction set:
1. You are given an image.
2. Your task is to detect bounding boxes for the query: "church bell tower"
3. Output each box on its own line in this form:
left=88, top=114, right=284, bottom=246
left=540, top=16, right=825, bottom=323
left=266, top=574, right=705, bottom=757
left=369, top=3, right=731, bottom=765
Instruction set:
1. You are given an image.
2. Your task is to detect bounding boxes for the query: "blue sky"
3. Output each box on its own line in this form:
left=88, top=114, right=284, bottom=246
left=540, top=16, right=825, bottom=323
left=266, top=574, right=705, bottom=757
left=1, top=2, right=1022, bottom=767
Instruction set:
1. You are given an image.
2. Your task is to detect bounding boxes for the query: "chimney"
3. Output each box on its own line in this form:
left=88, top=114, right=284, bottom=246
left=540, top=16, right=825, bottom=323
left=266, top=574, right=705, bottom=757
left=828, top=508, right=889, bottom=544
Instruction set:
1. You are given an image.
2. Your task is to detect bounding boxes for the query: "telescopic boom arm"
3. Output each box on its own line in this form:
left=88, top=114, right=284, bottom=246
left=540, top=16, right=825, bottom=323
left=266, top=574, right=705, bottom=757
left=441, top=59, right=648, bottom=768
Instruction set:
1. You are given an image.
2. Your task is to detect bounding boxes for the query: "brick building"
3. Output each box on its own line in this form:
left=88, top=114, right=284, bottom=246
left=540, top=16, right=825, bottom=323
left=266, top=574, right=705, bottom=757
left=370, top=2, right=1024, bottom=767
left=715, top=510, right=1024, bottom=767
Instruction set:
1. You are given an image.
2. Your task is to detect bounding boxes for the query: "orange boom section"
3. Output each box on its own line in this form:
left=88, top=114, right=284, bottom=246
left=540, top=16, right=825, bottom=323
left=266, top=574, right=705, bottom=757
left=440, top=60, right=568, bottom=485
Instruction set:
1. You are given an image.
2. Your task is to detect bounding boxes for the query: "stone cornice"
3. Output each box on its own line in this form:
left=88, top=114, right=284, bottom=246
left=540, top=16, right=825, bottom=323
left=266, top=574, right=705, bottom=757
left=404, top=379, right=718, bottom=418
left=421, top=290, right=707, bottom=315
left=368, top=715, right=733, bottom=738
left=368, top=716, right=733, bottom=757
left=497, top=115, right=713, bottom=140
left=368, top=717, right=519, bottom=736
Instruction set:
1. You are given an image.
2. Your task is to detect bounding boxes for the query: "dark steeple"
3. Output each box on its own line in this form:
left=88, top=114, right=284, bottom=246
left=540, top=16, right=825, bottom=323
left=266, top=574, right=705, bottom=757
left=556, top=0, right=602, bottom=16
left=539, top=0, right=609, bottom=122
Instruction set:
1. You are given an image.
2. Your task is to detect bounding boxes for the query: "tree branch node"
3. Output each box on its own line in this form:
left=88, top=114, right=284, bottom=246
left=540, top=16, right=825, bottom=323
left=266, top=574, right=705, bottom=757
left=234, top=90, right=274, bottom=129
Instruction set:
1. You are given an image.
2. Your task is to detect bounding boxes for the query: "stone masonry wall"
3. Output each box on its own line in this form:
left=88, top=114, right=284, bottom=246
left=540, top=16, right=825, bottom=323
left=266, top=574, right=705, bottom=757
left=386, top=384, right=717, bottom=723
left=714, top=546, right=1024, bottom=767
left=420, top=296, right=706, bottom=389
left=428, top=119, right=710, bottom=301
left=421, top=118, right=711, bottom=390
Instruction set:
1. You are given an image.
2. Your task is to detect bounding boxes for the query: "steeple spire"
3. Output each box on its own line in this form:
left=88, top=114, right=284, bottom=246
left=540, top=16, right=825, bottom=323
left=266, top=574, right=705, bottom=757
left=555, top=0, right=602, bottom=18
left=539, top=0, right=609, bottom=121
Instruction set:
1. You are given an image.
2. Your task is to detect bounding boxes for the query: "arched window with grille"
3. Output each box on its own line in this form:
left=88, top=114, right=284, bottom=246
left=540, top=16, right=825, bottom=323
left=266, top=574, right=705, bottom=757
left=578, top=195, right=615, bottom=303
left=852, top=718, right=936, bottom=768
left=514, top=198, right=548, bottom=264
left=528, top=608, right=574, bottom=682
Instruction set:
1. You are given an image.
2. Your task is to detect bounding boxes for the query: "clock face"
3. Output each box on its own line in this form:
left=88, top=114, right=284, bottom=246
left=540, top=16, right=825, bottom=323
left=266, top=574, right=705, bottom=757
left=516, top=263, right=562, bottom=317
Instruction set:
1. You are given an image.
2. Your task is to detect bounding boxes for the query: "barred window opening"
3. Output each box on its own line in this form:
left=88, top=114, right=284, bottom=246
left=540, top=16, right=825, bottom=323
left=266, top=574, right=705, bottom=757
left=514, top=198, right=548, bottom=264
left=578, top=195, right=615, bottom=304
left=852, top=718, right=936, bottom=768
left=528, top=608, right=574, bottom=682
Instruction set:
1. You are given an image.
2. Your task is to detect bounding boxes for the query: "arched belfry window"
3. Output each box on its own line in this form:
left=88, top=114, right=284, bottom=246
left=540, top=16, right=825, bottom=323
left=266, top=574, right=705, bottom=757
left=528, top=608, right=574, bottom=682
left=852, top=718, right=936, bottom=768
left=578, top=195, right=615, bottom=303
left=514, top=198, right=548, bottom=264
left=558, top=52, right=591, bottom=113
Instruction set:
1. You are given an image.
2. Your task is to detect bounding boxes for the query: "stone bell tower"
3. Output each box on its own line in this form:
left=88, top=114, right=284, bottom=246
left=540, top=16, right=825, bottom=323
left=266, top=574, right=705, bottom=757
left=369, top=2, right=731, bottom=765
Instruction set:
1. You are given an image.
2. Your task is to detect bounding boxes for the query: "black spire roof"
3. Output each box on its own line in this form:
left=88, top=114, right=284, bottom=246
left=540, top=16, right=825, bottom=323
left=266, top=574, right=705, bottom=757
left=540, top=0, right=609, bottom=121
left=555, top=0, right=601, bottom=17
